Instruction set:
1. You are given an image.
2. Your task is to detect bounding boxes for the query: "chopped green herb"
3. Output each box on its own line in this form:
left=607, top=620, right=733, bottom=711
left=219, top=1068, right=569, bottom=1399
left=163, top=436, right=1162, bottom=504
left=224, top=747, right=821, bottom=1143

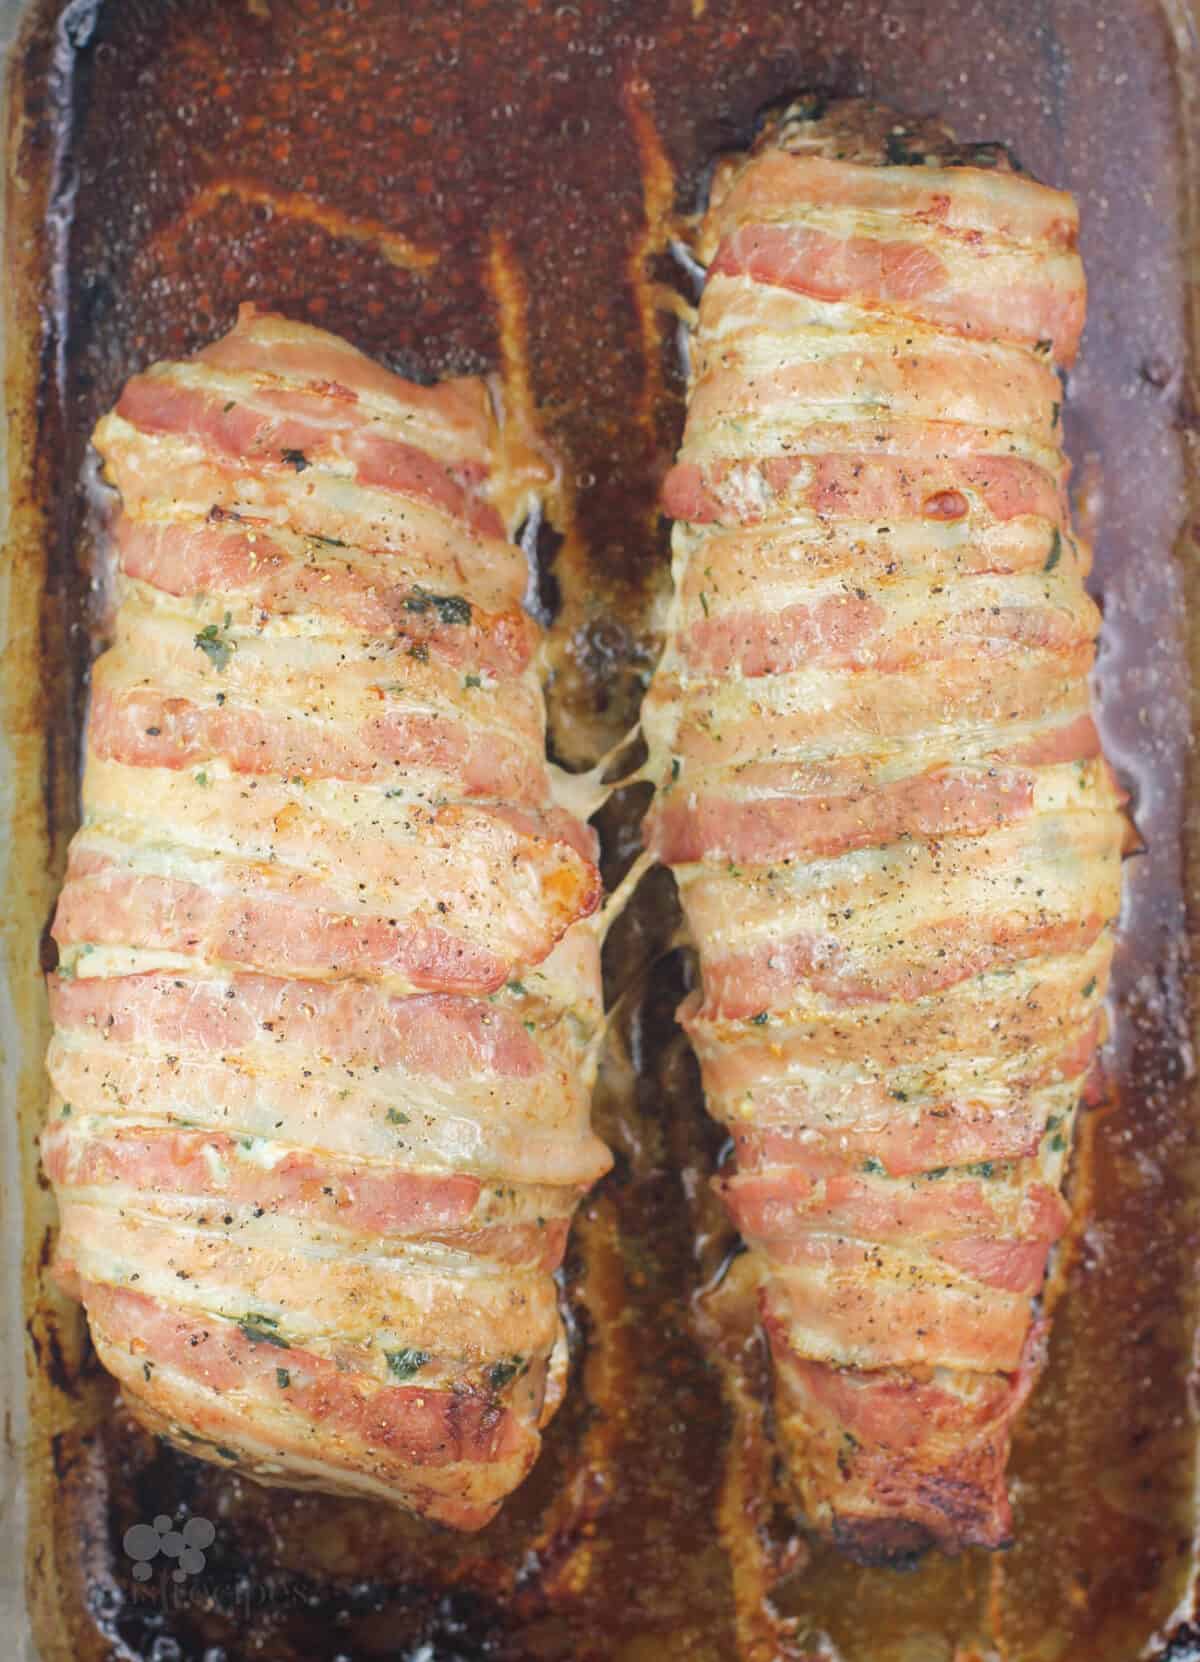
left=385, top=1347, right=430, bottom=1380
left=965, top=1161, right=995, bottom=1179
left=1050, top=400, right=1061, bottom=428
left=835, top=1426, right=862, bottom=1478
left=507, top=980, right=528, bottom=996
left=463, top=673, right=482, bottom=689
left=276, top=1367, right=291, bottom=1389
left=862, top=1157, right=886, bottom=1176
left=403, top=587, right=472, bottom=626
left=222, top=400, right=236, bottom=413
left=966, top=142, right=1011, bottom=170
left=237, top=1314, right=290, bottom=1349
left=142, top=1360, right=152, bottom=1381
left=1044, top=528, right=1062, bottom=572
left=60, top=1102, right=73, bottom=1117
left=194, top=770, right=209, bottom=787
left=890, top=1089, right=909, bottom=1102
left=1046, top=1113, right=1063, bottom=1131
left=885, top=132, right=926, bottom=165
left=699, top=591, right=710, bottom=617
left=670, top=757, right=681, bottom=783
left=194, top=613, right=235, bottom=672
left=386, top=1107, right=410, bottom=1126
left=1049, top=1132, right=1067, bottom=1153
left=523, top=1020, right=536, bottom=1033
left=790, top=92, right=829, bottom=123
left=1082, top=977, right=1097, bottom=998
left=925, top=1167, right=948, bottom=1181
left=309, top=533, right=347, bottom=548
left=215, top=1445, right=239, bottom=1461
left=407, top=642, right=429, bottom=663
left=281, top=448, right=310, bottom=471
left=487, top=1356, right=523, bottom=1391
left=749, top=1011, right=769, bottom=1026
left=1035, top=338, right=1053, bottom=356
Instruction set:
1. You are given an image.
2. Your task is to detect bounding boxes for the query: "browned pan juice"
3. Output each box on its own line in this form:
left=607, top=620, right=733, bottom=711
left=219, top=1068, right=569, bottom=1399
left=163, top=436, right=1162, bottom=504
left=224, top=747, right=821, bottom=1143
left=7, top=1, right=1200, bottom=1658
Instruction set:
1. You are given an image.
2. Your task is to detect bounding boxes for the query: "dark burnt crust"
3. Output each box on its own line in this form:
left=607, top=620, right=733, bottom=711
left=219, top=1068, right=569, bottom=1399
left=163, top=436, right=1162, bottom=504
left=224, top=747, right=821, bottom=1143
left=831, top=1513, right=1014, bottom=1570
left=830, top=1510, right=1013, bottom=1570
left=829, top=1512, right=939, bottom=1570
left=828, top=1464, right=1017, bottom=1567
left=781, top=1331, right=1044, bottom=1561
left=829, top=1456, right=1017, bottom=1564
left=753, top=93, right=1026, bottom=176
left=793, top=1422, right=1019, bottom=1568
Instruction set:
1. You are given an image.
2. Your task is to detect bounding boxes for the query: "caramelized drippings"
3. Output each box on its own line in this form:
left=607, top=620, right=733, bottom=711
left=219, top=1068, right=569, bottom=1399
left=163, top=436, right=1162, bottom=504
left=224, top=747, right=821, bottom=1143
left=6, top=0, right=1199, bottom=1657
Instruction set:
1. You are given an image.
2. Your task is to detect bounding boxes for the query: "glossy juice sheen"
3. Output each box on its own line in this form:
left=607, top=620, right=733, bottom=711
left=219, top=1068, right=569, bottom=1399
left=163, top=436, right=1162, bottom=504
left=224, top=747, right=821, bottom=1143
left=4, top=0, right=1198, bottom=1657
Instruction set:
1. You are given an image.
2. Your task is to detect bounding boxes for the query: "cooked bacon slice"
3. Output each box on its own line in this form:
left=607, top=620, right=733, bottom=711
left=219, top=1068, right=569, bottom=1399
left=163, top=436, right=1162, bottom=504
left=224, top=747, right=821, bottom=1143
left=43, top=305, right=610, bottom=1527
left=644, top=101, right=1125, bottom=1559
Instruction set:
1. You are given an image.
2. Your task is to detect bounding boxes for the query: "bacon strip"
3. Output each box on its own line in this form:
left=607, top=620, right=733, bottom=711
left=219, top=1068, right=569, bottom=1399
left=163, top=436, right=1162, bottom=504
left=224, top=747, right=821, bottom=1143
left=644, top=101, right=1125, bottom=1559
left=44, top=305, right=610, bottom=1528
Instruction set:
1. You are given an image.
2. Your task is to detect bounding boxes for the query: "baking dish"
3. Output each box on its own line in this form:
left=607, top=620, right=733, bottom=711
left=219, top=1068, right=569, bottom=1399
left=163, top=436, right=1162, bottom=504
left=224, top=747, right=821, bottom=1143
left=3, top=0, right=1200, bottom=1656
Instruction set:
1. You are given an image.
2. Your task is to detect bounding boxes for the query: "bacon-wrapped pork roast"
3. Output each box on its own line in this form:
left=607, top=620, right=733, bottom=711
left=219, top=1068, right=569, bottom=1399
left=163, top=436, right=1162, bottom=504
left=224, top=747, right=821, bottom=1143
left=643, top=100, right=1126, bottom=1560
left=43, top=305, right=610, bottom=1529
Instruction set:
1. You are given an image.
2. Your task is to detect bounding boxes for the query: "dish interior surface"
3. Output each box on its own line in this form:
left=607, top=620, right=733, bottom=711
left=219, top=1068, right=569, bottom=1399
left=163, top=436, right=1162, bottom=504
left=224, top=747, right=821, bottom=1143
left=5, top=0, right=1200, bottom=1657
